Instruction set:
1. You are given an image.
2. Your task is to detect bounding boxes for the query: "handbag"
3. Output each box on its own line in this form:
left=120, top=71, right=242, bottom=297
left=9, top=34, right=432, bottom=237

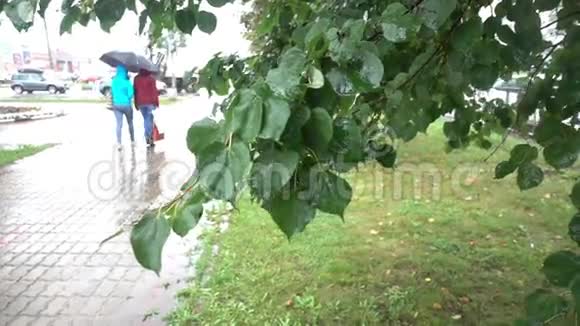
left=153, top=123, right=164, bottom=141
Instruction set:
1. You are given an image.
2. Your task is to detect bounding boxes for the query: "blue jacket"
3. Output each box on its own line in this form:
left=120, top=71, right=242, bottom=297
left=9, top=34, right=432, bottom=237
left=111, top=65, right=134, bottom=107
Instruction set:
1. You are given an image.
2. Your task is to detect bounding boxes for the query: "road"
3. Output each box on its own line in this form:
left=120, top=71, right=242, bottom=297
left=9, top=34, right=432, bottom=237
left=0, top=97, right=216, bottom=325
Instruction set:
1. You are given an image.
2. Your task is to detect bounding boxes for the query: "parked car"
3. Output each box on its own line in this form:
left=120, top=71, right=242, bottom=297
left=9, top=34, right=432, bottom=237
left=10, top=72, right=68, bottom=95
left=98, top=78, right=168, bottom=97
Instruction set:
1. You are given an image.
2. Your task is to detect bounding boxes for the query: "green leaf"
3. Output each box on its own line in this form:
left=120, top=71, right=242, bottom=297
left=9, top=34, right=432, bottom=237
left=326, top=20, right=365, bottom=64
left=517, top=162, right=544, bottom=190
left=175, top=7, right=197, bottom=34
left=570, top=275, right=580, bottom=310
left=5, top=0, right=36, bottom=31
left=138, top=9, right=148, bottom=34
left=95, top=0, right=126, bottom=32
left=256, top=7, right=279, bottom=35
left=470, top=64, right=499, bottom=90
left=259, top=97, right=291, bottom=141
left=305, top=18, right=330, bottom=57
left=313, top=170, right=352, bottom=218
left=126, top=0, right=136, bottom=12
left=266, top=68, right=301, bottom=98
left=356, top=50, right=384, bottom=89
left=130, top=213, right=171, bottom=274
left=544, top=142, right=578, bottom=170
left=381, top=2, right=421, bottom=43
left=419, top=0, right=457, bottom=30
left=330, top=118, right=364, bottom=164
left=60, top=0, right=73, bottom=11
left=197, top=10, right=217, bottom=34
left=510, top=144, right=539, bottom=166
left=262, top=193, right=316, bottom=239
left=569, top=213, right=580, bottom=246
left=303, top=108, right=334, bottom=154
left=266, top=47, right=307, bottom=98
left=228, top=89, right=263, bottom=142
left=534, top=0, right=560, bottom=11
left=306, top=66, right=325, bottom=89
left=571, top=183, right=580, bottom=210
left=525, top=289, right=569, bottom=323
left=451, top=18, right=483, bottom=53
left=172, top=190, right=205, bottom=237
left=59, top=6, right=81, bottom=35
left=279, top=47, right=307, bottom=75
left=187, top=118, right=223, bottom=154
left=495, top=160, right=517, bottom=179
left=326, top=68, right=355, bottom=96
left=38, top=0, right=50, bottom=18
left=542, top=251, right=580, bottom=287
left=250, top=149, right=299, bottom=200
left=198, top=142, right=251, bottom=202
left=207, top=0, right=229, bottom=8
left=497, top=25, right=516, bottom=45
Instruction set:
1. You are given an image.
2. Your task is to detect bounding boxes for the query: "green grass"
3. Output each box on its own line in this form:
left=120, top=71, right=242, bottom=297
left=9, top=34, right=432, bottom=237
left=0, top=144, right=52, bottom=166
left=0, top=97, right=180, bottom=105
left=168, top=123, right=576, bottom=325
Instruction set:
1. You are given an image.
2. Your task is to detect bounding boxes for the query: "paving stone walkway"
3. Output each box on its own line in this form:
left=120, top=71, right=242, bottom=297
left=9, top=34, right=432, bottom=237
left=0, top=99, right=211, bottom=325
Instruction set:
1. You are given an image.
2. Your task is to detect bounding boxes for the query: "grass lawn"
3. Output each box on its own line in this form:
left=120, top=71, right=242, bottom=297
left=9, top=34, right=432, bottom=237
left=169, top=123, right=576, bottom=325
left=0, top=144, right=51, bottom=167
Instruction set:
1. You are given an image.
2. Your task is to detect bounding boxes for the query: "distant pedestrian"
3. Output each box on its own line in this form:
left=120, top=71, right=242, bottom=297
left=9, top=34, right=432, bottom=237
left=133, top=69, right=159, bottom=147
left=111, top=65, right=135, bottom=148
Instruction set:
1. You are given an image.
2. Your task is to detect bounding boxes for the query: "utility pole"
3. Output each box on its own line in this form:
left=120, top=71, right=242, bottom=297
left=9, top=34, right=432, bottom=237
left=42, top=17, right=54, bottom=70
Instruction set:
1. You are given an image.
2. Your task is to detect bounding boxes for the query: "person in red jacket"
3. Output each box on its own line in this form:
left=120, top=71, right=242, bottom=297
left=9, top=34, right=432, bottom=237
left=133, top=69, right=159, bottom=146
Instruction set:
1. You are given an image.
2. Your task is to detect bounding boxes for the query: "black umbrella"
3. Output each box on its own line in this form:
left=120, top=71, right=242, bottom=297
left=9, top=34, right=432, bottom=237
left=100, top=51, right=159, bottom=73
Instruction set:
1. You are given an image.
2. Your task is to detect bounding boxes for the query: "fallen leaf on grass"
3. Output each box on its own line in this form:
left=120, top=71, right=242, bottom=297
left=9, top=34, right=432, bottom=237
left=285, top=299, right=293, bottom=307
left=459, top=296, right=470, bottom=304
left=432, top=303, right=443, bottom=310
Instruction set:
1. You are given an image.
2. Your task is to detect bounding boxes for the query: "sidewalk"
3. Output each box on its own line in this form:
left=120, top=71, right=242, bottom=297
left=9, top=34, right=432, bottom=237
left=0, top=98, right=212, bottom=325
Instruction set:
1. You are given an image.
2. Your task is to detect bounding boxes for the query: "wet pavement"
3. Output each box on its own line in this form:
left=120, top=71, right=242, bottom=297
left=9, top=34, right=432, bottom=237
left=0, top=98, right=213, bottom=325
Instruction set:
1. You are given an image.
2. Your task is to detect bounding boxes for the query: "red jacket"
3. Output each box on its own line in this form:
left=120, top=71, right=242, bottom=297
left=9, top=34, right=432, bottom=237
left=133, top=71, right=159, bottom=107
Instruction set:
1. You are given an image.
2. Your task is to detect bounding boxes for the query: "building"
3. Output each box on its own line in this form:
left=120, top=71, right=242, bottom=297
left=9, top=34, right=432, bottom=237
left=0, top=41, right=79, bottom=80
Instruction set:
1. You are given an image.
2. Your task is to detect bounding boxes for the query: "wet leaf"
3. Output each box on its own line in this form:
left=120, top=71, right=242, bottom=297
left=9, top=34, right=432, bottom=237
left=197, top=10, right=217, bottom=34
left=381, top=3, right=421, bottom=43
left=250, top=149, right=299, bottom=200
left=176, top=7, right=197, bottom=34
left=542, top=251, right=580, bottom=287
left=262, top=193, right=316, bottom=239
left=131, top=213, right=171, bottom=274
left=172, top=190, right=205, bottom=237
left=186, top=118, right=223, bottom=154
left=517, top=162, right=544, bottom=191
left=259, top=97, right=291, bottom=141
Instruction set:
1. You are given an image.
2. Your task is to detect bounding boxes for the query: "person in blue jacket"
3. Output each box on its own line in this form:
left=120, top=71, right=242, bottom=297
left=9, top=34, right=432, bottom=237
left=111, top=65, right=135, bottom=147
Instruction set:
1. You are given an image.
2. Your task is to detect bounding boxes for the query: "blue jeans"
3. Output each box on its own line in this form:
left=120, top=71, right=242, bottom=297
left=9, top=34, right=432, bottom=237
left=113, top=105, right=134, bottom=144
left=139, top=104, right=155, bottom=141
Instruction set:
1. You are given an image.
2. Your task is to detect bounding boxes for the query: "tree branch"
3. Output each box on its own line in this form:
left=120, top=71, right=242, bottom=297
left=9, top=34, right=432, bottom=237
left=541, top=10, right=580, bottom=30
left=405, top=0, right=427, bottom=14
left=484, top=40, right=564, bottom=162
